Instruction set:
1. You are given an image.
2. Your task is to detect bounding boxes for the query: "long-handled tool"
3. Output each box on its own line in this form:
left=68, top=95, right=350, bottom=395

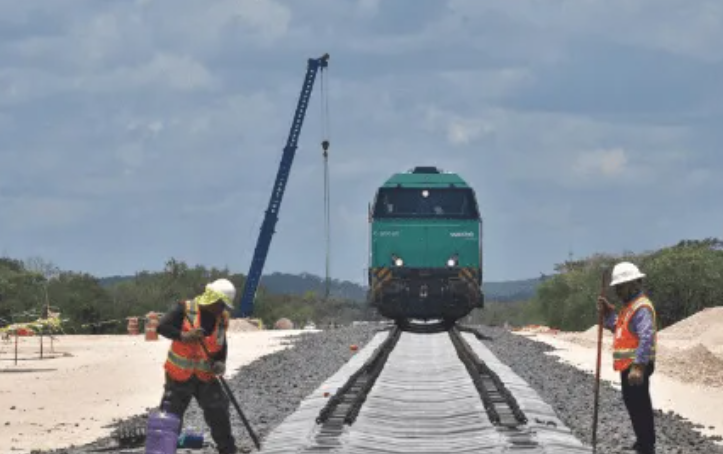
left=184, top=314, right=261, bottom=450
left=592, top=270, right=607, bottom=453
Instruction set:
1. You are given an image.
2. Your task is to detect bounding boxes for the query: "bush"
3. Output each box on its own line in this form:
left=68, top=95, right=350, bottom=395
left=532, top=238, right=723, bottom=331
left=0, top=257, right=373, bottom=334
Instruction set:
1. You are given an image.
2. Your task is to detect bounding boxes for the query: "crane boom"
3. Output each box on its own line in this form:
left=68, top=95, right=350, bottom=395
left=236, top=53, right=330, bottom=317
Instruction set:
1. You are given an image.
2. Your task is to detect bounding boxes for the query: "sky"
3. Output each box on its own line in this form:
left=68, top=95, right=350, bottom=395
left=1, top=0, right=722, bottom=285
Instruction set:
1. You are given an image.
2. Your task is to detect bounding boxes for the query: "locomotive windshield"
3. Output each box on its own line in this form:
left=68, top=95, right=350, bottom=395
left=373, top=187, right=480, bottom=219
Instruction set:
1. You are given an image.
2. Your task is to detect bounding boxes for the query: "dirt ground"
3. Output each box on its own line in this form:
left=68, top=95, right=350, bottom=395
left=517, top=307, right=723, bottom=442
left=0, top=330, right=307, bottom=453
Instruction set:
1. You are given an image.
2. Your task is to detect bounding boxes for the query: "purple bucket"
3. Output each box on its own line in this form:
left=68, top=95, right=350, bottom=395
left=145, top=410, right=181, bottom=454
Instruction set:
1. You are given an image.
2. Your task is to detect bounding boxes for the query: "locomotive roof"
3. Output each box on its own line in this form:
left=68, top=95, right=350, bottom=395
left=382, top=170, right=470, bottom=188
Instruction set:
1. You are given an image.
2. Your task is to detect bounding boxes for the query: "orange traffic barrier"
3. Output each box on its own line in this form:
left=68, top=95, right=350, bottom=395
left=127, top=317, right=139, bottom=335
left=145, top=312, right=159, bottom=341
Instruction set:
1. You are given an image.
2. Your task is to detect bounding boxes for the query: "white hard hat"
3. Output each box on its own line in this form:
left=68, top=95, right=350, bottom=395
left=609, top=261, right=646, bottom=287
left=205, top=278, right=236, bottom=309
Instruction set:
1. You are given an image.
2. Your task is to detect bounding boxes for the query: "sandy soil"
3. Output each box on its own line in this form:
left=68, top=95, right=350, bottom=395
left=518, top=330, right=723, bottom=441
left=0, top=330, right=307, bottom=453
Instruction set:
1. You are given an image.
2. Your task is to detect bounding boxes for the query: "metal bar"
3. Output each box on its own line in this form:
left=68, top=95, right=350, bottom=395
left=183, top=313, right=261, bottom=450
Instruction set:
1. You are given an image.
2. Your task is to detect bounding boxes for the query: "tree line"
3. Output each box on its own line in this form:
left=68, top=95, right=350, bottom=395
left=471, top=238, right=723, bottom=331
left=3, top=237, right=719, bottom=334
left=0, top=257, right=375, bottom=334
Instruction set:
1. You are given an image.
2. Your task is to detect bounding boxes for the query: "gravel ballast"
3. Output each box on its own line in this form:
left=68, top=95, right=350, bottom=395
left=35, top=325, right=381, bottom=454
left=478, top=326, right=723, bottom=454
left=34, top=324, right=723, bottom=454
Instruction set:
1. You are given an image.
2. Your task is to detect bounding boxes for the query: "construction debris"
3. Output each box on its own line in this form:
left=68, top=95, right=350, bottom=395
left=0, top=313, right=65, bottom=337
left=658, top=343, right=723, bottom=388
left=274, top=318, right=294, bottom=330
left=511, top=324, right=559, bottom=335
left=228, top=319, right=261, bottom=332
left=659, top=306, right=723, bottom=345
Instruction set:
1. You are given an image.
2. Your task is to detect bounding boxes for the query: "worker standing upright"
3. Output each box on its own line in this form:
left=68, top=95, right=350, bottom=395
left=156, top=278, right=238, bottom=454
left=597, top=262, right=657, bottom=454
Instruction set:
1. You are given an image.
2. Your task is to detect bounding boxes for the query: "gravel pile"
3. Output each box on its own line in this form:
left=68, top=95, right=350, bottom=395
left=35, top=325, right=381, bottom=454
left=479, top=326, right=723, bottom=454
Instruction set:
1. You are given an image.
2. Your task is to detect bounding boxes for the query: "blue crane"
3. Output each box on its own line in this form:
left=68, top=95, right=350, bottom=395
left=236, top=53, right=330, bottom=317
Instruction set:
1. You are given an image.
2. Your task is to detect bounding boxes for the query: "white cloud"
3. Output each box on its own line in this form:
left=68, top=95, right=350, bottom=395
left=81, top=53, right=217, bottom=92
left=447, top=0, right=723, bottom=61
left=233, top=0, right=293, bottom=44
left=446, top=118, right=493, bottom=145
left=438, top=68, right=533, bottom=99
left=0, top=0, right=721, bottom=283
left=0, top=196, right=93, bottom=231
left=356, top=0, right=381, bottom=16
left=572, top=148, right=628, bottom=178
left=134, top=54, right=216, bottom=91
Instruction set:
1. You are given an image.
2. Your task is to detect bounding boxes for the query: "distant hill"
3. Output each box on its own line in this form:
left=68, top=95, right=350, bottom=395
left=99, top=272, right=540, bottom=302
left=482, top=278, right=541, bottom=302
left=98, top=275, right=134, bottom=287
left=256, top=272, right=367, bottom=301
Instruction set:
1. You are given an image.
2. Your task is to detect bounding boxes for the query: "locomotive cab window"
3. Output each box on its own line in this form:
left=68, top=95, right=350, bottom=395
left=373, top=187, right=480, bottom=219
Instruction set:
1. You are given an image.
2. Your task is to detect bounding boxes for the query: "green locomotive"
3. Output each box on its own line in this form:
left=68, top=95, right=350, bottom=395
left=367, top=166, right=484, bottom=323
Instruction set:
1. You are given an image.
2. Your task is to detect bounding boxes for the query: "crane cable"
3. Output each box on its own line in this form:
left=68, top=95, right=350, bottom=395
left=320, top=63, right=331, bottom=300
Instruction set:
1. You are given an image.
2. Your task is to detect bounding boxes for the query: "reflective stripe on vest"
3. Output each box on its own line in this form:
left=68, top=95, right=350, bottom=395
left=163, top=299, right=229, bottom=382
left=612, top=295, right=657, bottom=371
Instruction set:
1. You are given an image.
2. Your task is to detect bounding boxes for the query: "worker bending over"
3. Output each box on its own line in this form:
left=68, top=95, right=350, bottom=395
left=157, top=278, right=238, bottom=454
left=598, top=262, right=657, bottom=454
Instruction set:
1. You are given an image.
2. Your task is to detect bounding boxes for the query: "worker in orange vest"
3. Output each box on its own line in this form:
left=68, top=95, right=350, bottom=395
left=157, top=278, right=238, bottom=454
left=598, top=262, right=657, bottom=454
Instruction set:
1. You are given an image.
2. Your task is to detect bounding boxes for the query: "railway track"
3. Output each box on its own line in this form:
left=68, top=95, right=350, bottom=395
left=261, top=324, right=592, bottom=453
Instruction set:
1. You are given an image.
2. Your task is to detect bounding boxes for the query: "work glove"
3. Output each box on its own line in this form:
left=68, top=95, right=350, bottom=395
left=180, top=328, right=204, bottom=343
left=628, top=363, right=645, bottom=386
left=596, top=296, right=615, bottom=316
left=211, top=361, right=226, bottom=375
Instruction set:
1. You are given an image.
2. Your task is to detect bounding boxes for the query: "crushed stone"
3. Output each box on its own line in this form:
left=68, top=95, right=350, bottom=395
left=227, top=319, right=260, bottom=332
left=657, top=343, right=723, bottom=388
left=480, top=326, right=723, bottom=454
left=32, top=325, right=381, bottom=454
left=659, top=306, right=723, bottom=344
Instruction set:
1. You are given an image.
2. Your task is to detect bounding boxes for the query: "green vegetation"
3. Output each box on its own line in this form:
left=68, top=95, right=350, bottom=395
left=482, top=278, right=540, bottom=302
left=98, top=271, right=369, bottom=303
left=0, top=253, right=542, bottom=335
left=0, top=257, right=377, bottom=334
left=465, top=300, right=545, bottom=327
left=492, top=238, right=723, bottom=331
left=9, top=238, right=712, bottom=334
left=99, top=273, right=540, bottom=303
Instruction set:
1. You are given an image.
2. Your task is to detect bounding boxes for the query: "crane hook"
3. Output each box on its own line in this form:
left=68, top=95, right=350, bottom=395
left=322, top=140, right=329, bottom=158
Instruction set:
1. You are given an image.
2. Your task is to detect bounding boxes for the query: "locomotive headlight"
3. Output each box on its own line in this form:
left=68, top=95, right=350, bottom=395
left=391, top=254, right=404, bottom=267
left=446, top=254, right=458, bottom=267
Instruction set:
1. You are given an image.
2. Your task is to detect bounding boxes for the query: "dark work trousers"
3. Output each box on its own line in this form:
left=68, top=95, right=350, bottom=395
left=621, top=363, right=655, bottom=453
left=161, top=373, right=237, bottom=454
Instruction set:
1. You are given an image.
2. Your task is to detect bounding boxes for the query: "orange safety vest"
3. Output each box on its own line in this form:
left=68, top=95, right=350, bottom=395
left=612, top=294, right=657, bottom=372
left=164, top=299, right=229, bottom=382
